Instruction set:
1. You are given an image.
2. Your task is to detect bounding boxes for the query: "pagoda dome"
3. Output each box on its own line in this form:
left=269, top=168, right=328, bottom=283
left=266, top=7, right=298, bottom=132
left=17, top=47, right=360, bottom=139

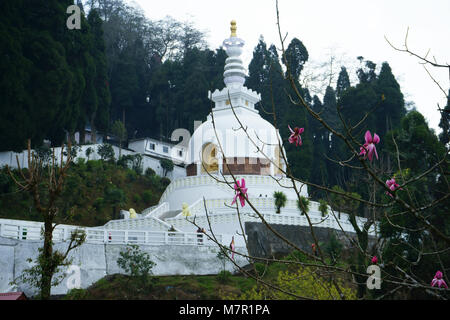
left=186, top=20, right=286, bottom=177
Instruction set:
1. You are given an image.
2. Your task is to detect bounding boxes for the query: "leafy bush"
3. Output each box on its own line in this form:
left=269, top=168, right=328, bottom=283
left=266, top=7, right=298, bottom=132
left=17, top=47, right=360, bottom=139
left=97, top=143, right=115, bottom=162
left=117, top=154, right=134, bottom=168
left=87, top=160, right=103, bottom=172
left=216, top=270, right=232, bottom=284
left=85, top=147, right=94, bottom=160
left=64, top=288, right=89, bottom=300
left=285, top=250, right=309, bottom=263
left=145, top=167, right=156, bottom=177
left=323, top=232, right=343, bottom=263
left=133, top=194, right=141, bottom=203
left=126, top=169, right=137, bottom=182
left=297, top=196, right=310, bottom=215
left=93, top=197, right=105, bottom=211
left=117, top=244, right=156, bottom=287
left=0, top=170, right=14, bottom=194
left=232, top=267, right=356, bottom=300
left=253, top=262, right=268, bottom=276
left=273, top=191, right=287, bottom=213
left=160, top=159, right=174, bottom=176
left=318, top=199, right=329, bottom=217
left=160, top=177, right=171, bottom=187
left=142, top=190, right=153, bottom=204
left=132, top=154, right=143, bottom=175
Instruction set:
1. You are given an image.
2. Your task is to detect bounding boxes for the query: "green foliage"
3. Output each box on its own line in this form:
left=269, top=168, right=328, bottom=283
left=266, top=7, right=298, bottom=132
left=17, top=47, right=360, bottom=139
left=323, top=232, right=343, bottom=263
left=11, top=229, right=86, bottom=299
left=318, top=199, right=329, bottom=217
left=145, top=167, right=156, bottom=177
left=273, top=191, right=287, bottom=213
left=85, top=147, right=94, bottom=160
left=217, top=250, right=228, bottom=273
left=64, top=288, right=89, bottom=300
left=282, top=37, right=309, bottom=80
left=329, top=185, right=361, bottom=217
left=160, top=158, right=174, bottom=177
left=378, top=110, right=449, bottom=298
left=141, top=190, right=154, bottom=204
left=117, top=244, right=156, bottom=287
left=35, top=145, right=52, bottom=164
left=216, top=270, right=232, bottom=284
left=97, top=143, right=115, bottom=162
left=297, top=196, right=310, bottom=215
left=231, top=267, right=356, bottom=300
left=160, top=177, right=171, bottom=188
left=112, top=120, right=127, bottom=145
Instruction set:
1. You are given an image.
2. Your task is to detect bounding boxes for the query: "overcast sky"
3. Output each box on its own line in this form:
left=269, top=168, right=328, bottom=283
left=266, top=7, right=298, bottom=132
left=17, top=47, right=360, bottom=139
left=130, top=0, right=449, bottom=133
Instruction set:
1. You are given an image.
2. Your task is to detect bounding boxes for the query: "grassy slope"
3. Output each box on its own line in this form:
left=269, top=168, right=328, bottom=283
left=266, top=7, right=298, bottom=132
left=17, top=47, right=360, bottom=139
left=62, top=252, right=356, bottom=300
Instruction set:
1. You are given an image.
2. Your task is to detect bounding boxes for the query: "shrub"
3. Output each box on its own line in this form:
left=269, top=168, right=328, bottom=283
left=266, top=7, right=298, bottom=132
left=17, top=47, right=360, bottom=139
left=133, top=194, right=141, bottom=203
left=273, top=191, right=287, bottom=213
left=216, top=270, right=232, bottom=284
left=117, top=244, right=156, bottom=287
left=160, top=159, right=174, bottom=176
left=142, top=190, right=153, bottom=204
left=235, top=267, right=356, bottom=300
left=318, top=199, right=329, bottom=217
left=253, top=262, right=268, bottom=276
left=160, top=177, right=171, bottom=187
left=297, top=196, right=310, bottom=215
left=145, top=167, right=156, bottom=177
left=117, top=154, right=134, bottom=168
left=323, top=232, right=343, bottom=264
left=93, top=197, right=104, bottom=211
left=85, top=147, right=94, bottom=160
left=126, top=169, right=137, bottom=182
left=97, top=143, right=115, bottom=162
left=87, top=160, right=103, bottom=172
left=64, top=288, right=89, bottom=300
left=132, top=154, right=143, bottom=175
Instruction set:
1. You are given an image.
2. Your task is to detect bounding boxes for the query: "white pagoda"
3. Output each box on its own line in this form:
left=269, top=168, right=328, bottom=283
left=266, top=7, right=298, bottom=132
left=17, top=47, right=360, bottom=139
left=103, top=21, right=373, bottom=246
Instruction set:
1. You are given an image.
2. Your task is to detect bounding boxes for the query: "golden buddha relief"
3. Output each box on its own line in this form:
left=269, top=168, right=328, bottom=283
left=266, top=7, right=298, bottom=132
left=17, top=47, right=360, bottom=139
left=201, top=143, right=219, bottom=173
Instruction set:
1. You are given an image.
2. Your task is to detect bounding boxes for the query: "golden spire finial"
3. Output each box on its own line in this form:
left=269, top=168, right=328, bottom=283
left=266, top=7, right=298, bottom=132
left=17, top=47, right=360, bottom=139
left=230, top=20, right=237, bottom=37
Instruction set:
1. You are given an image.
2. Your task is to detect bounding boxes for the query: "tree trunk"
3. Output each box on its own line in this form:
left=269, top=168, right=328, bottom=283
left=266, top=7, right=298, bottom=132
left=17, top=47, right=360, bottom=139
left=90, top=113, right=97, bottom=144
left=41, top=218, right=54, bottom=300
left=80, top=128, right=86, bottom=145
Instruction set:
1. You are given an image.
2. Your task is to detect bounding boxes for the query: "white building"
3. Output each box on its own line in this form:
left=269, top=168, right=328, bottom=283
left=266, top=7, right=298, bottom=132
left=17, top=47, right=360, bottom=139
left=109, top=21, right=375, bottom=246
left=128, top=137, right=188, bottom=165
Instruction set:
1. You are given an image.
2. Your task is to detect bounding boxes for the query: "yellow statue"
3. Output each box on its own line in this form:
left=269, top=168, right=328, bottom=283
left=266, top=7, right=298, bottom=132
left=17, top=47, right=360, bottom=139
left=182, top=203, right=191, bottom=217
left=129, top=208, right=137, bottom=219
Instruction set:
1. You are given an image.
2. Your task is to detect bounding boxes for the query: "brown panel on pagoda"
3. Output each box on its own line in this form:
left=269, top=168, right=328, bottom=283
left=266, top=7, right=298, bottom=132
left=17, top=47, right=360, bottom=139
left=186, top=163, right=197, bottom=176
left=223, top=157, right=270, bottom=175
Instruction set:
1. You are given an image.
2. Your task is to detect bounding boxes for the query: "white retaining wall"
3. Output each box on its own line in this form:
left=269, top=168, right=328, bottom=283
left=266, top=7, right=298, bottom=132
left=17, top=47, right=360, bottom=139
left=0, top=236, right=248, bottom=297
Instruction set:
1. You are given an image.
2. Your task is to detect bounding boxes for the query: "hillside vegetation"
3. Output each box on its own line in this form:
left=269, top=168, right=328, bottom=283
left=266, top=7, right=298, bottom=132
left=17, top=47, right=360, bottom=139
left=0, top=158, right=168, bottom=227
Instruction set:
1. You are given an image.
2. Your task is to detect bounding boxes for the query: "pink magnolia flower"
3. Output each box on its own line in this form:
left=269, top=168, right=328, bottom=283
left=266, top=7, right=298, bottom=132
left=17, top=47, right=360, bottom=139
left=231, top=178, right=248, bottom=207
left=371, top=256, right=378, bottom=264
left=386, top=178, right=402, bottom=197
left=431, top=270, right=448, bottom=289
left=288, top=125, right=304, bottom=146
left=359, top=130, right=380, bottom=161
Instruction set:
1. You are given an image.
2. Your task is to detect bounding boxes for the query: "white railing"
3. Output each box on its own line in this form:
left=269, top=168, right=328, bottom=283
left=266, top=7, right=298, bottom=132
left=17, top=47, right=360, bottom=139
left=0, top=219, right=221, bottom=246
left=142, top=202, right=169, bottom=218
left=165, top=197, right=377, bottom=236
left=101, top=213, right=180, bottom=232
left=159, top=174, right=306, bottom=203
